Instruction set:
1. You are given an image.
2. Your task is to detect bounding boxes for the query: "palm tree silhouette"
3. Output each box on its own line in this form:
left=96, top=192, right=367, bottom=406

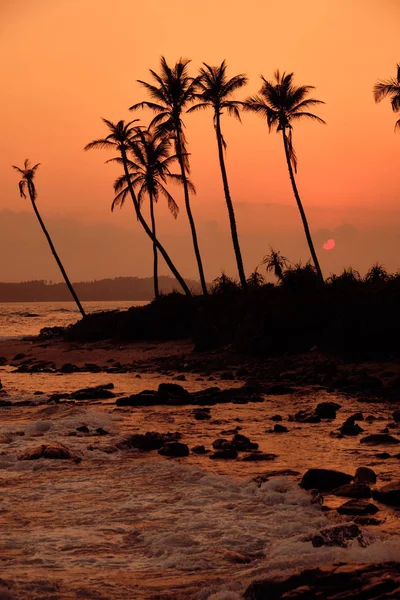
left=112, top=127, right=185, bottom=299
left=262, top=247, right=290, bottom=282
left=12, top=160, right=86, bottom=317
left=188, top=60, right=248, bottom=288
left=373, top=63, right=400, bottom=130
left=244, top=71, right=325, bottom=284
left=130, top=57, right=208, bottom=295
left=84, top=119, right=191, bottom=297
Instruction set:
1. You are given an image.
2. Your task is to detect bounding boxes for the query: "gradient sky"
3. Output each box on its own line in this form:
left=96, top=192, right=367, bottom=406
left=0, top=0, right=399, bottom=283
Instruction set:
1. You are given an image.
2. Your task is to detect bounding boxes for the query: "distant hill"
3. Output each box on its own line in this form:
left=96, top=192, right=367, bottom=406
left=0, top=277, right=202, bottom=302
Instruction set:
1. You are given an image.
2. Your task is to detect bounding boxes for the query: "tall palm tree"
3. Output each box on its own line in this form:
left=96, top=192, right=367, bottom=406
left=373, top=63, right=400, bottom=130
left=188, top=60, right=247, bottom=289
left=112, top=127, right=185, bottom=299
left=84, top=119, right=192, bottom=297
left=12, top=160, right=86, bottom=317
left=130, top=56, right=208, bottom=295
left=244, top=71, right=325, bottom=284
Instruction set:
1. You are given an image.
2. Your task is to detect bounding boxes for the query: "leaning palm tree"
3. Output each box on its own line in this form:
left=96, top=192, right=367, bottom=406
left=84, top=119, right=191, bottom=297
left=112, top=127, right=185, bottom=299
left=188, top=60, right=247, bottom=288
left=373, top=63, right=400, bottom=130
left=12, top=160, right=86, bottom=317
left=261, top=247, right=290, bottom=283
left=244, top=71, right=325, bottom=284
left=130, top=57, right=208, bottom=295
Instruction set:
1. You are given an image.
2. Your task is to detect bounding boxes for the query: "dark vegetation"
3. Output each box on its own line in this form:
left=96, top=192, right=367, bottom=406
left=0, top=276, right=201, bottom=303
left=48, top=263, right=400, bottom=360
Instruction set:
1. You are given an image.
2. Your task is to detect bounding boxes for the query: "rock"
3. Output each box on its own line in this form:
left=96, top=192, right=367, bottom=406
left=19, top=442, right=72, bottom=460
left=60, top=363, right=80, bottom=373
left=70, top=384, right=115, bottom=401
left=354, top=466, right=377, bottom=484
left=212, top=438, right=231, bottom=450
left=157, top=383, right=192, bottom=405
left=310, top=524, right=361, bottom=548
left=191, top=445, right=209, bottom=454
left=116, top=392, right=159, bottom=407
left=0, top=400, right=12, bottom=407
left=209, top=448, right=238, bottom=459
left=332, top=483, right=371, bottom=499
left=158, top=442, right=189, bottom=457
left=339, top=418, right=364, bottom=436
left=349, top=412, right=364, bottom=421
left=192, top=408, right=211, bottom=420
left=117, top=431, right=181, bottom=451
left=242, top=453, right=277, bottom=462
left=373, top=481, right=400, bottom=506
left=96, top=427, right=109, bottom=436
left=273, top=424, right=288, bottom=433
left=76, top=425, right=90, bottom=433
left=365, top=414, right=377, bottom=422
left=292, top=410, right=321, bottom=424
left=354, top=516, right=383, bottom=526
left=360, top=433, right=400, bottom=445
left=337, top=499, right=379, bottom=516
left=231, top=433, right=258, bottom=451
left=0, top=356, right=7, bottom=366
left=301, top=468, right=353, bottom=491
left=271, top=415, right=283, bottom=421
left=392, top=410, right=400, bottom=423
left=315, top=402, right=341, bottom=419
left=12, top=353, right=26, bottom=361
left=244, top=562, right=400, bottom=600
left=375, top=452, right=391, bottom=459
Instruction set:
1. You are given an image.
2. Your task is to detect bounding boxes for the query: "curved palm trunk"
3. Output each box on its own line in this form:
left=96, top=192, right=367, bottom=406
left=174, top=128, right=208, bottom=296
left=281, top=130, right=324, bottom=284
left=120, top=148, right=192, bottom=297
left=27, top=186, right=86, bottom=318
left=215, top=113, right=247, bottom=289
left=149, top=191, right=159, bottom=299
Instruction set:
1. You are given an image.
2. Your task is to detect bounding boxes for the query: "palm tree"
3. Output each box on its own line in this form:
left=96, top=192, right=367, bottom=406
left=112, top=127, right=184, bottom=299
left=84, top=119, right=192, bottom=297
left=261, top=247, right=290, bottom=283
left=188, top=60, right=247, bottom=288
left=130, top=56, right=208, bottom=295
left=373, top=64, right=400, bottom=130
left=12, top=160, right=86, bottom=317
left=244, top=71, right=325, bottom=284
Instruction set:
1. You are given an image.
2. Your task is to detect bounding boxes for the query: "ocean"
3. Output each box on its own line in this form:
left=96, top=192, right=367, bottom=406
left=0, top=300, right=147, bottom=339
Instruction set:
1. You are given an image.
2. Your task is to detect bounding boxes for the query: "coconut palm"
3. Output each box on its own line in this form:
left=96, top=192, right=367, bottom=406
left=188, top=60, right=247, bottom=288
left=244, top=71, right=325, bottom=284
left=261, top=247, right=290, bottom=283
left=130, top=56, right=208, bottom=295
left=373, top=64, right=400, bottom=130
left=12, top=160, right=86, bottom=317
left=84, top=119, right=191, bottom=297
left=112, top=127, right=185, bottom=299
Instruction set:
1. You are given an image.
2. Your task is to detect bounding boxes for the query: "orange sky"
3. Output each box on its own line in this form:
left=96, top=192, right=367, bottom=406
left=0, top=0, right=399, bottom=282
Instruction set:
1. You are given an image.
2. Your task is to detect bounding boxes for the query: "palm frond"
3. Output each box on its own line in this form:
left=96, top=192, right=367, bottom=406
left=84, top=139, right=115, bottom=151
left=18, top=180, right=26, bottom=198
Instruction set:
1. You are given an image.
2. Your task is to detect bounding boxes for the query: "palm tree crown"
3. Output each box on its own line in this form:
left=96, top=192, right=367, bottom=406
left=373, top=63, right=400, bottom=130
left=12, top=159, right=41, bottom=201
left=112, top=126, right=185, bottom=217
left=130, top=56, right=197, bottom=166
left=84, top=118, right=140, bottom=154
left=244, top=70, right=325, bottom=171
left=188, top=60, right=247, bottom=146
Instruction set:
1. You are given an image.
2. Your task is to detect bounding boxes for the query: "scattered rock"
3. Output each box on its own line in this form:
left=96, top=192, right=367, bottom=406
left=60, top=363, right=80, bottom=373
left=339, top=417, right=364, bottom=436
left=375, top=452, right=391, bottom=459
left=19, top=442, right=72, bottom=460
left=70, top=384, right=115, bottom=401
left=273, top=424, right=288, bottom=433
left=393, top=410, right=400, bottom=423
left=373, top=481, right=400, bottom=506
left=12, top=353, right=26, bottom=361
left=310, top=524, right=361, bottom=548
left=271, top=415, right=283, bottom=421
left=191, top=445, right=209, bottom=454
left=158, top=442, right=189, bottom=457
left=291, top=409, right=321, bottom=424
left=96, top=427, right=109, bottom=436
left=158, top=383, right=192, bottom=405
left=209, top=448, right=238, bottom=459
left=242, top=453, right=277, bottom=462
left=173, top=374, right=187, bottom=381
left=192, top=408, right=211, bottom=420
left=332, top=483, right=371, bottom=499
left=76, top=425, right=89, bottom=433
left=315, top=401, right=341, bottom=419
left=354, top=466, right=376, bottom=484
left=337, top=499, right=379, bottom=516
left=301, top=468, right=353, bottom=491
left=360, top=433, right=400, bottom=445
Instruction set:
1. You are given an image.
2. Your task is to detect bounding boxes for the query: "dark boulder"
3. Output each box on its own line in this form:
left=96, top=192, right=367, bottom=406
left=273, top=424, right=288, bottom=433
left=339, top=418, right=364, bottom=436
left=354, top=466, right=376, bottom=484
left=231, top=433, right=258, bottom=451
left=292, top=409, right=321, bottom=424
left=209, top=448, right=238, bottom=459
left=157, top=383, right=193, bottom=405
left=242, top=453, right=277, bottom=462
left=116, top=392, right=158, bottom=407
left=271, top=415, right=283, bottom=421
left=117, top=431, right=181, bottom=451
left=392, top=410, right=400, bottom=423
left=192, top=408, right=211, bottom=420
left=332, top=483, right=371, bottom=499
left=191, top=445, right=209, bottom=454
left=337, top=500, right=379, bottom=516
left=19, top=442, right=72, bottom=460
left=60, top=363, right=80, bottom=373
left=315, top=401, right=341, bottom=419
left=373, top=481, right=400, bottom=506
left=360, top=434, right=400, bottom=445
left=70, top=384, right=115, bottom=401
left=158, top=442, right=189, bottom=457
left=301, top=468, right=353, bottom=491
